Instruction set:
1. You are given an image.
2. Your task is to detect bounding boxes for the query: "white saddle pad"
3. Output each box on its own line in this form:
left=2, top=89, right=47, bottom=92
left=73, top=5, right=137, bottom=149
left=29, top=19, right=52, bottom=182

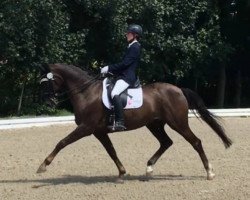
left=102, top=78, right=143, bottom=109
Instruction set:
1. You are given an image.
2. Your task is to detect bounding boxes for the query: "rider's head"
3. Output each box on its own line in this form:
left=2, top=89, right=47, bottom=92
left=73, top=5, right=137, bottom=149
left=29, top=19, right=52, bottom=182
left=126, top=24, right=142, bottom=43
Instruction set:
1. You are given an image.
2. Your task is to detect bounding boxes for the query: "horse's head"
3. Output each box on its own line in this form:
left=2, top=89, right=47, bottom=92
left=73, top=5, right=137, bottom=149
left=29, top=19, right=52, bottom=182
left=39, top=63, right=97, bottom=107
left=39, top=64, right=64, bottom=107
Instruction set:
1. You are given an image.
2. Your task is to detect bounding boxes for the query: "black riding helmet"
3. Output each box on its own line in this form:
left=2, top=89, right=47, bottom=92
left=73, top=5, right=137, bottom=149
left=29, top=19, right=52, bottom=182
left=127, top=24, right=143, bottom=37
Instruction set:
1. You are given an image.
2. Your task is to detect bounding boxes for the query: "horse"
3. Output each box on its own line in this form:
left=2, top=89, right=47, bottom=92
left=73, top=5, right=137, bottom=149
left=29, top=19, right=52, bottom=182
left=38, top=63, right=232, bottom=181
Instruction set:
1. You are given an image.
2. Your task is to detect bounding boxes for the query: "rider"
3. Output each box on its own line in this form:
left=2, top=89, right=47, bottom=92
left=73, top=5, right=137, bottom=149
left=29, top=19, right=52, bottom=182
left=101, top=24, right=142, bottom=131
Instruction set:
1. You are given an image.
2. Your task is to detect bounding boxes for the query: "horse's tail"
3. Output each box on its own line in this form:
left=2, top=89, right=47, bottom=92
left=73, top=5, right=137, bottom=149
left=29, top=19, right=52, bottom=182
left=181, top=88, right=232, bottom=148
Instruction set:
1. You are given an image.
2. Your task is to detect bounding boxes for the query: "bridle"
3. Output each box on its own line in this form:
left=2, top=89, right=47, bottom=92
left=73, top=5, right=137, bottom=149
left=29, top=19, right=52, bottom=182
left=40, top=72, right=100, bottom=104
left=40, top=72, right=57, bottom=102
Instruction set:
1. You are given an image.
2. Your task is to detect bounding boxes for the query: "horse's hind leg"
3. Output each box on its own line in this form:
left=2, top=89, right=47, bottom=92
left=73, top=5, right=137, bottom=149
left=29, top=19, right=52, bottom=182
left=94, top=132, right=126, bottom=182
left=37, top=124, right=93, bottom=173
left=173, top=124, right=215, bottom=180
left=146, top=121, right=173, bottom=177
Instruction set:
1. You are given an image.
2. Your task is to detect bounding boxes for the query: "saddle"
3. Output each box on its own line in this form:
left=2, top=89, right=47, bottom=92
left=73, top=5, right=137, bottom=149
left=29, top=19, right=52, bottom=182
left=106, top=77, right=141, bottom=108
left=102, top=77, right=143, bottom=110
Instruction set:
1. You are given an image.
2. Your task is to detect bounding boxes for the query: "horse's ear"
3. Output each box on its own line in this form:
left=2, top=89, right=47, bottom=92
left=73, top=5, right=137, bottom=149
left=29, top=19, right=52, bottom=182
left=38, top=64, right=46, bottom=73
left=38, top=63, right=50, bottom=74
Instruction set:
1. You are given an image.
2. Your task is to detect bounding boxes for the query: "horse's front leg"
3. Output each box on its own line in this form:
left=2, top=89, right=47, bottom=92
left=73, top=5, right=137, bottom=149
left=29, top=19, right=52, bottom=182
left=37, top=124, right=93, bottom=173
left=94, top=132, right=126, bottom=183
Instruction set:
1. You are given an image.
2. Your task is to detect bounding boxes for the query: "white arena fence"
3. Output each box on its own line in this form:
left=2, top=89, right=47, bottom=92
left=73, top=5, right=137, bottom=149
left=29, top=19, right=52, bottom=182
left=1, top=109, right=250, bottom=130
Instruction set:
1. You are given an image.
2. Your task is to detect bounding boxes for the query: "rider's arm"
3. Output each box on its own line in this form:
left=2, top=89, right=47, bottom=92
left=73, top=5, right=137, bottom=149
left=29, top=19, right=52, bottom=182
left=108, top=44, right=140, bottom=73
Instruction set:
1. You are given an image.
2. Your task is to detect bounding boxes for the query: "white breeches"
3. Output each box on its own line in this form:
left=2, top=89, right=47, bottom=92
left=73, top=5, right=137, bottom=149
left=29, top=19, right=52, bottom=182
left=111, top=79, right=129, bottom=99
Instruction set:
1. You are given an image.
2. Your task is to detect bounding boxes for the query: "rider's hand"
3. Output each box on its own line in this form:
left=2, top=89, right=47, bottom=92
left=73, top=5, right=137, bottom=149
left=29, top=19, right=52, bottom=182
left=101, top=66, right=109, bottom=74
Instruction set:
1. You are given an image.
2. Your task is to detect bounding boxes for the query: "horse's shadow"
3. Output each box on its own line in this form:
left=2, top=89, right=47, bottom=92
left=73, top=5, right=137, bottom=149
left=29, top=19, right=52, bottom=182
left=0, top=174, right=205, bottom=188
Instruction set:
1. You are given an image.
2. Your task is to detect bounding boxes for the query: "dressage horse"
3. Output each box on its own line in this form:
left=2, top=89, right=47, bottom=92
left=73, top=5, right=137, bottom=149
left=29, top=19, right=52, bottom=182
left=38, top=63, right=232, bottom=181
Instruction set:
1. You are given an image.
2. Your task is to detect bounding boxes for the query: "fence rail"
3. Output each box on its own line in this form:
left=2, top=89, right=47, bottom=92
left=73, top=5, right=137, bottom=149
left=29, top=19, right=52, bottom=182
left=1, top=109, right=250, bottom=130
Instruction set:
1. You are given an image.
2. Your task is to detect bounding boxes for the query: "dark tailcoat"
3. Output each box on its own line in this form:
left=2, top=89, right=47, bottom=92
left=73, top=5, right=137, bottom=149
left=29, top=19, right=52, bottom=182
left=108, top=41, right=141, bottom=85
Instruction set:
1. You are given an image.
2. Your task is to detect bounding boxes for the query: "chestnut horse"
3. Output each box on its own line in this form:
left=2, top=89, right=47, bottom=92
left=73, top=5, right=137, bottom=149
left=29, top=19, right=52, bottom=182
left=38, top=63, right=232, bottom=181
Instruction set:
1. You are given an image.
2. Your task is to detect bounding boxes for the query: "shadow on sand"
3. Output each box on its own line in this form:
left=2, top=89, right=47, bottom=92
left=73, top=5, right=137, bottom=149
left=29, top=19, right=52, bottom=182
left=0, top=174, right=205, bottom=188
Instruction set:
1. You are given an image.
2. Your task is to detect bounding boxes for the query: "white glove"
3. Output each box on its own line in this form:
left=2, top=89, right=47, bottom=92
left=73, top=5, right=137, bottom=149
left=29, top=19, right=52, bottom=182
left=101, top=66, right=109, bottom=74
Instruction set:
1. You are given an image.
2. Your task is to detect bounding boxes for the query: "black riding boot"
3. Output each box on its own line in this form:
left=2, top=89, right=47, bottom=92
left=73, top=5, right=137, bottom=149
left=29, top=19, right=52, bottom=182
left=108, top=95, right=126, bottom=131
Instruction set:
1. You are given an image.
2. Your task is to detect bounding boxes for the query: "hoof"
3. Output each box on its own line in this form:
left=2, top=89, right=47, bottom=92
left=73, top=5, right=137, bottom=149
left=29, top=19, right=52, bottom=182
left=207, top=172, right=215, bottom=180
left=115, top=177, right=124, bottom=184
left=207, top=163, right=215, bottom=180
left=146, top=171, right=153, bottom=177
left=146, top=165, right=154, bottom=177
left=115, top=173, right=126, bottom=183
left=37, top=163, right=47, bottom=173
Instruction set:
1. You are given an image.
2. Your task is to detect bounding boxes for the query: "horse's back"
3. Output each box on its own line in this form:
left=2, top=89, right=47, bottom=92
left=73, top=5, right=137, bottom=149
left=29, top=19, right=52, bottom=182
left=142, top=82, right=184, bottom=100
left=141, top=82, right=188, bottom=121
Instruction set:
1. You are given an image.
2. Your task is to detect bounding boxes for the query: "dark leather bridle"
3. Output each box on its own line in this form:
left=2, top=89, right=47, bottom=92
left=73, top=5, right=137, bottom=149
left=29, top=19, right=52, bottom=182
left=39, top=72, right=100, bottom=105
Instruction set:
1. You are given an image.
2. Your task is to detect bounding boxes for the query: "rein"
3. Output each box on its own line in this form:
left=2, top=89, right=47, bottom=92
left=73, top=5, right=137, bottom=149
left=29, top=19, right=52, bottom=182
left=40, top=72, right=101, bottom=104
left=56, top=74, right=101, bottom=103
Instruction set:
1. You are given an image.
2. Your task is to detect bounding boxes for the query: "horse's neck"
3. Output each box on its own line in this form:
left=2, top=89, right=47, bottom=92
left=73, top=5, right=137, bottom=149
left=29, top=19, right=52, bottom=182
left=65, top=77, right=89, bottom=92
left=60, top=69, right=90, bottom=85
left=56, top=65, right=97, bottom=119
left=60, top=67, right=91, bottom=92
left=60, top=68, right=95, bottom=101
left=68, top=81, right=102, bottom=124
left=65, top=77, right=91, bottom=101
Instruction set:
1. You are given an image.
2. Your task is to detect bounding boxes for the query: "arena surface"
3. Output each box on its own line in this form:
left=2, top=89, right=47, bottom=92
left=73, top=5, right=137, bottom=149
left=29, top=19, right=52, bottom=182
left=0, top=117, right=249, bottom=200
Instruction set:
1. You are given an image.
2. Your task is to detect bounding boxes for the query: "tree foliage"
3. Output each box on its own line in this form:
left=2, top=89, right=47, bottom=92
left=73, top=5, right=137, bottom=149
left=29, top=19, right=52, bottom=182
left=70, top=0, right=233, bottom=83
left=0, top=0, right=86, bottom=116
left=0, top=0, right=249, bottom=116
